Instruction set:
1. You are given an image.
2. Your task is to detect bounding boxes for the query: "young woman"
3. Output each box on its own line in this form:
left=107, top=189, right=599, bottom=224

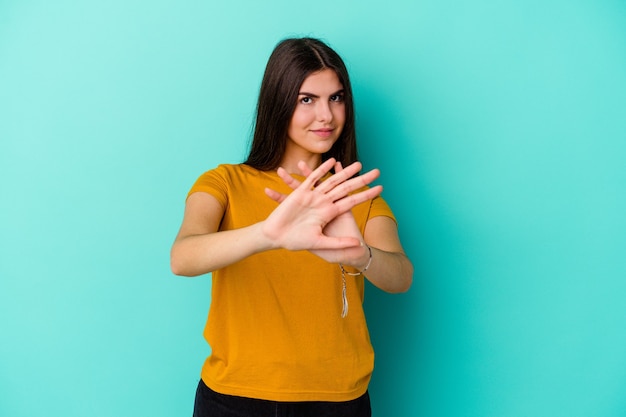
left=171, top=37, right=413, bottom=417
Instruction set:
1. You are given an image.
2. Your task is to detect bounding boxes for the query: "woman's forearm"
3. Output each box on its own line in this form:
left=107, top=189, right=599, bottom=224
left=361, top=247, right=413, bottom=293
left=170, top=222, right=273, bottom=277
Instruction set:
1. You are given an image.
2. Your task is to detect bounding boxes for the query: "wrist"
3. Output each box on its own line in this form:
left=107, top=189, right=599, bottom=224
left=256, top=221, right=280, bottom=251
left=341, top=244, right=373, bottom=275
left=357, top=244, right=373, bottom=272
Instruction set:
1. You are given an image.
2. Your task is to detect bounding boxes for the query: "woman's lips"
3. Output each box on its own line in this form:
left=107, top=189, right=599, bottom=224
left=311, top=128, right=334, bottom=138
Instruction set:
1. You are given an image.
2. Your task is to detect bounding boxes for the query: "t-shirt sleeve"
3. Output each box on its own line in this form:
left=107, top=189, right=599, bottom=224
left=186, top=165, right=229, bottom=208
left=369, top=196, right=397, bottom=225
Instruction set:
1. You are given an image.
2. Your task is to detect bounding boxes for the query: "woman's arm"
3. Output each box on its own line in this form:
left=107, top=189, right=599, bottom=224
left=360, top=216, right=413, bottom=293
left=170, top=192, right=272, bottom=276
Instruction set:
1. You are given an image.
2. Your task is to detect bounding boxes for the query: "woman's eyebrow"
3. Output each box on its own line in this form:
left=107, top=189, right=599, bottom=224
left=297, top=89, right=345, bottom=98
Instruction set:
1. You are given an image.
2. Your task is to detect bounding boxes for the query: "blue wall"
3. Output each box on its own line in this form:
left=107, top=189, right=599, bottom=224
left=1, top=1, right=625, bottom=416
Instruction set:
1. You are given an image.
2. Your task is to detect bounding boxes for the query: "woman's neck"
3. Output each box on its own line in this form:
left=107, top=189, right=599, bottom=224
left=279, top=154, right=322, bottom=175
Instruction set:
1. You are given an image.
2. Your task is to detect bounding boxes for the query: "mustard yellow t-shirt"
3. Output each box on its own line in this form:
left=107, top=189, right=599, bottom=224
left=187, top=163, right=396, bottom=402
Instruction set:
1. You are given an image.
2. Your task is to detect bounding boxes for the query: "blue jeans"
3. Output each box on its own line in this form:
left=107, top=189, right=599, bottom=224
left=193, top=380, right=372, bottom=417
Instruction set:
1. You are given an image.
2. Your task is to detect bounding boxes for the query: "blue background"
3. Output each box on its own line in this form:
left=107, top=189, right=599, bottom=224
left=1, top=1, right=625, bottom=416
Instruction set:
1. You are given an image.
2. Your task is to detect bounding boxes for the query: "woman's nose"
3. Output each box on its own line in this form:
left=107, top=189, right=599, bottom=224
left=316, top=101, right=333, bottom=122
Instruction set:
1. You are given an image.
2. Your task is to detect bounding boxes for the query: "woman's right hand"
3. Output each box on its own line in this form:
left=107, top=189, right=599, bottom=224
left=262, top=158, right=381, bottom=252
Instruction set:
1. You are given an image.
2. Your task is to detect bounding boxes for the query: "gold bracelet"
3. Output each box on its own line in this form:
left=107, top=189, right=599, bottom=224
left=339, top=245, right=372, bottom=276
left=338, top=245, right=372, bottom=318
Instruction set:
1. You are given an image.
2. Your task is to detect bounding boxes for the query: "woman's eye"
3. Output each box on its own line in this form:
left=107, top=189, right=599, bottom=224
left=300, top=97, right=313, bottom=104
left=330, top=94, right=344, bottom=102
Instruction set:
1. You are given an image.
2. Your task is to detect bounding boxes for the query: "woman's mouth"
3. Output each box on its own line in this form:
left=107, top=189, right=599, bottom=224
left=311, top=128, right=334, bottom=138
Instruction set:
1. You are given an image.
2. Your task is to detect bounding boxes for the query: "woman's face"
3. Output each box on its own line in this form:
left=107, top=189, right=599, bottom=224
left=285, top=69, right=346, bottom=162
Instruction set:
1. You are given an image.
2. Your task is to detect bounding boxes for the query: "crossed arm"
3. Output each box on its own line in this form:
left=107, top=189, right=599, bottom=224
left=170, top=158, right=413, bottom=293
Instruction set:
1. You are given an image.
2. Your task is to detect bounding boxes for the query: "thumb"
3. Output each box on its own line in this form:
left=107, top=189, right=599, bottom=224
left=313, top=235, right=362, bottom=250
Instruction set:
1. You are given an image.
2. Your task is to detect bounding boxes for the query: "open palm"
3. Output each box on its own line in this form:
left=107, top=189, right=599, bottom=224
left=264, top=159, right=376, bottom=263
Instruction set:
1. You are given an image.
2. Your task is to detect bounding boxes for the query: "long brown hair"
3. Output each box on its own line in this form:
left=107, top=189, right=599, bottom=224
left=244, top=37, right=357, bottom=171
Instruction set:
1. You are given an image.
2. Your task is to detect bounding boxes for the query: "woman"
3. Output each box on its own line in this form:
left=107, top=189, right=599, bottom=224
left=171, top=37, right=413, bottom=417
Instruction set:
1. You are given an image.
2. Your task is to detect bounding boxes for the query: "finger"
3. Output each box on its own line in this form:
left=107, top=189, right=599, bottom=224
left=334, top=185, right=383, bottom=213
left=276, top=167, right=302, bottom=190
left=314, top=161, right=362, bottom=194
left=326, top=168, right=381, bottom=201
left=264, top=187, right=287, bottom=203
left=313, top=235, right=363, bottom=250
left=297, top=160, right=314, bottom=177
left=300, top=158, right=336, bottom=190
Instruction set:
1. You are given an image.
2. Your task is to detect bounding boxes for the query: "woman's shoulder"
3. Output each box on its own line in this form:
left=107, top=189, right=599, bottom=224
left=213, top=163, right=274, bottom=177
left=198, top=163, right=255, bottom=177
left=196, top=163, right=278, bottom=183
